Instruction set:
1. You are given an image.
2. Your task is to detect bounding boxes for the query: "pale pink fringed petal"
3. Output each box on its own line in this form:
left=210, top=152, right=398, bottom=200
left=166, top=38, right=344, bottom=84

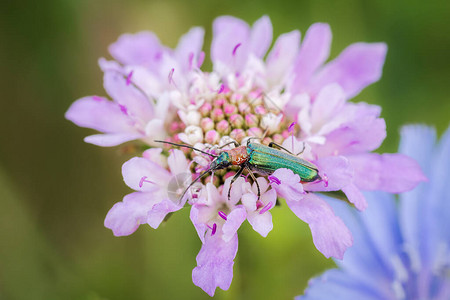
left=192, top=233, right=238, bottom=296
left=311, top=42, right=387, bottom=98
left=349, top=153, right=427, bottom=193
left=286, top=193, right=353, bottom=259
left=104, top=192, right=159, bottom=236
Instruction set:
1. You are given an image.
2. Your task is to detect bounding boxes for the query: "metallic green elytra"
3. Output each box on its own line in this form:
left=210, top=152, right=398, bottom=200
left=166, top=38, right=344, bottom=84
left=246, top=142, right=321, bottom=182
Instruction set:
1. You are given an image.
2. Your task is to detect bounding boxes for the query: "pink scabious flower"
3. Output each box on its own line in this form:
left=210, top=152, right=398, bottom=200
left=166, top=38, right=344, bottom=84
left=66, top=16, right=426, bottom=296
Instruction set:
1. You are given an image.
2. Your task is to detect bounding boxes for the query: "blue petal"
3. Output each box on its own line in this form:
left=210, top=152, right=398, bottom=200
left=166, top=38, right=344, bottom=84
left=398, top=125, right=436, bottom=174
left=358, top=192, right=403, bottom=271
left=296, top=269, right=389, bottom=300
left=325, top=196, right=392, bottom=288
left=398, top=125, right=436, bottom=259
left=427, top=125, right=450, bottom=258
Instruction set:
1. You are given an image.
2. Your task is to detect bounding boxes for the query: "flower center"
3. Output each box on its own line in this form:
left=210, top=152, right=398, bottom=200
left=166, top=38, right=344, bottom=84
left=165, top=80, right=298, bottom=188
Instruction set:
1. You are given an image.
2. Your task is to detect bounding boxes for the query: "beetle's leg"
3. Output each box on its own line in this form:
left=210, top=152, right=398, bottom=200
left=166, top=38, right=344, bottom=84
left=268, top=142, right=294, bottom=154
left=268, top=141, right=306, bottom=156
left=218, top=141, right=240, bottom=149
left=245, top=166, right=261, bottom=200
left=296, top=142, right=306, bottom=156
left=246, top=136, right=261, bottom=146
left=227, top=166, right=245, bottom=201
left=247, top=128, right=269, bottom=146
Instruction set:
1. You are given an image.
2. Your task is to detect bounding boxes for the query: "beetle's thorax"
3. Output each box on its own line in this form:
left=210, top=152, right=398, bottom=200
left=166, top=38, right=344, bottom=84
left=228, top=146, right=249, bottom=165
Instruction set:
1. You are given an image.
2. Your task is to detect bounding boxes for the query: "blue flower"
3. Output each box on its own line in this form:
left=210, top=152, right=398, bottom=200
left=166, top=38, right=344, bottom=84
left=297, top=125, right=450, bottom=300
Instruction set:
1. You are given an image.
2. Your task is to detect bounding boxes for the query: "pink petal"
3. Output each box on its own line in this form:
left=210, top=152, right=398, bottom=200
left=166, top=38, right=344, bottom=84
left=123, top=65, right=163, bottom=99
left=65, top=96, right=134, bottom=133
left=211, top=16, right=250, bottom=70
left=104, top=192, right=158, bottom=236
left=222, top=205, right=247, bottom=242
left=205, top=182, right=222, bottom=206
left=311, top=42, right=387, bottom=99
left=291, top=23, right=332, bottom=94
left=192, top=233, right=238, bottom=296
left=145, top=119, right=166, bottom=141
left=147, top=199, right=183, bottom=229
left=98, top=57, right=123, bottom=73
left=266, top=30, right=301, bottom=84
left=190, top=204, right=209, bottom=243
left=349, top=153, right=426, bottom=193
left=247, top=210, right=273, bottom=237
left=305, top=156, right=353, bottom=192
left=270, top=168, right=304, bottom=201
left=281, top=135, right=308, bottom=155
left=175, top=27, right=205, bottom=71
left=142, top=148, right=165, bottom=167
left=241, top=193, right=258, bottom=211
left=84, top=133, right=143, bottom=147
left=310, top=84, right=345, bottom=127
left=246, top=177, right=270, bottom=198
left=245, top=188, right=276, bottom=237
left=286, top=193, right=353, bottom=259
left=316, top=103, right=386, bottom=156
left=103, top=70, right=154, bottom=122
left=260, top=187, right=277, bottom=209
left=249, top=15, right=273, bottom=58
left=167, top=149, right=190, bottom=175
left=122, top=157, right=171, bottom=192
left=341, top=183, right=368, bottom=211
left=109, top=31, right=164, bottom=67
left=222, top=177, right=246, bottom=205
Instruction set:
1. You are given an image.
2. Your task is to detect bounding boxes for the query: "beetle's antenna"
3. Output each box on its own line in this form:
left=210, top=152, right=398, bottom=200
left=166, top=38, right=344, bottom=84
left=154, top=140, right=219, bottom=158
left=179, top=167, right=214, bottom=202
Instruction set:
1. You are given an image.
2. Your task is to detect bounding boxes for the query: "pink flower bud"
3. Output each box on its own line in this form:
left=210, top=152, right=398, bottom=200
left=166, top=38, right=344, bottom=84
left=212, top=108, right=224, bottom=121
left=230, top=93, right=243, bottom=104
left=173, top=134, right=182, bottom=143
left=205, top=130, right=220, bottom=144
left=169, top=122, right=180, bottom=134
left=248, top=93, right=263, bottom=106
left=177, top=122, right=186, bottom=131
left=216, top=120, right=230, bottom=134
left=245, top=114, right=259, bottom=128
left=214, top=98, right=226, bottom=107
left=247, top=127, right=263, bottom=137
left=200, top=117, right=214, bottom=131
left=273, top=134, right=284, bottom=144
left=238, top=102, right=251, bottom=113
left=224, top=171, right=235, bottom=180
left=254, top=105, right=266, bottom=115
left=223, top=104, right=237, bottom=116
left=229, top=114, right=244, bottom=128
left=248, top=89, right=262, bottom=100
left=199, top=102, right=212, bottom=116
left=262, top=137, right=273, bottom=145
left=204, top=175, right=219, bottom=186
left=230, top=129, right=246, bottom=143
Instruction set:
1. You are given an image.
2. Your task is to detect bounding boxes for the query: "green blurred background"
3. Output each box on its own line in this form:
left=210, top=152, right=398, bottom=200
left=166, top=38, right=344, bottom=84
left=1, top=0, right=449, bottom=299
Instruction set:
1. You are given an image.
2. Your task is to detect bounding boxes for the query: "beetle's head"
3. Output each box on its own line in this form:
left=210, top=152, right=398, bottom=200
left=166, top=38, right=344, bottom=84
left=210, top=152, right=231, bottom=170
